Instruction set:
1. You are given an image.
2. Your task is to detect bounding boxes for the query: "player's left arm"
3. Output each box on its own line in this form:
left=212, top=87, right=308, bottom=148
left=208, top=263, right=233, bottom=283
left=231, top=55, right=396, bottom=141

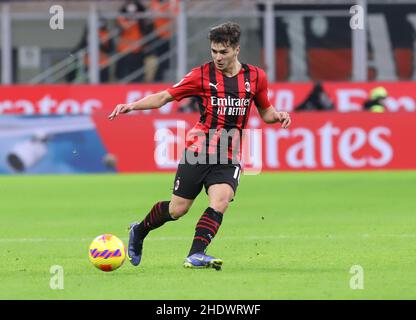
left=257, top=106, right=291, bottom=129
left=254, top=67, right=291, bottom=129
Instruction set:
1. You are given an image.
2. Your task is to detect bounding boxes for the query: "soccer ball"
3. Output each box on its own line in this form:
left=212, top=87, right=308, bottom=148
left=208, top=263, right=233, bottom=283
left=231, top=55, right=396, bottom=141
left=88, top=234, right=126, bottom=272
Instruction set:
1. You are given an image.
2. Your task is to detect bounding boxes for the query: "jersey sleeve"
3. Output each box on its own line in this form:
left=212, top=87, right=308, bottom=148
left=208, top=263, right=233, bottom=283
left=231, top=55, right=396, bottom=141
left=166, top=67, right=201, bottom=101
left=253, top=68, right=272, bottom=110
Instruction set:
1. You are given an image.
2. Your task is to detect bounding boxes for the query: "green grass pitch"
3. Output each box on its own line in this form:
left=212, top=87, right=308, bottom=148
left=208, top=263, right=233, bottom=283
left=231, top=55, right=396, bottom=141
left=0, top=171, right=415, bottom=299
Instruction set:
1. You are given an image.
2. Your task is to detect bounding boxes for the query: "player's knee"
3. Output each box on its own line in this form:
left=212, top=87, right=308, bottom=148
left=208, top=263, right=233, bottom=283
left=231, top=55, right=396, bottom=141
left=169, top=203, right=190, bottom=219
left=210, top=198, right=230, bottom=213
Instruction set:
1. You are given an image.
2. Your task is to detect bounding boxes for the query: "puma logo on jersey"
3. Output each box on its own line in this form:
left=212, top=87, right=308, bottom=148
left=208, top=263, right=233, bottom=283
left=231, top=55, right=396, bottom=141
left=209, top=82, right=219, bottom=90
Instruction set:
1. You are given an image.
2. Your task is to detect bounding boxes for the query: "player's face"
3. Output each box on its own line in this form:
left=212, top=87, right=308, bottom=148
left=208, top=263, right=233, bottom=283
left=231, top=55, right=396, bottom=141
left=211, top=42, right=240, bottom=71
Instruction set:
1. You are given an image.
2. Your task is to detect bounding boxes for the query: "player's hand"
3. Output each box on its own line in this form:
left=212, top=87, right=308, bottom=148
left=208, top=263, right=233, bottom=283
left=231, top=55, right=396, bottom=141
left=108, top=103, right=133, bottom=120
left=275, top=112, right=291, bottom=129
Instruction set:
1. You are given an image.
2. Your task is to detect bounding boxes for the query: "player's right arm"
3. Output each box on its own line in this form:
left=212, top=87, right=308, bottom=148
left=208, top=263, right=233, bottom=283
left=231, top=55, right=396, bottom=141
left=109, top=68, right=201, bottom=120
left=108, top=90, right=174, bottom=120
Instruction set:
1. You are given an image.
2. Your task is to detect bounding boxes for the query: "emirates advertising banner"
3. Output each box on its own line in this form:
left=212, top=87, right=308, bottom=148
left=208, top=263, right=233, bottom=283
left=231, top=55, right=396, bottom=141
left=0, top=83, right=414, bottom=174
left=0, top=82, right=415, bottom=114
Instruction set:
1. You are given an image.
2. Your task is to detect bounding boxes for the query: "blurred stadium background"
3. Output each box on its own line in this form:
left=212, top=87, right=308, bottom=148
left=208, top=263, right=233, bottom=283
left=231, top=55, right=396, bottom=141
left=1, top=0, right=415, bottom=300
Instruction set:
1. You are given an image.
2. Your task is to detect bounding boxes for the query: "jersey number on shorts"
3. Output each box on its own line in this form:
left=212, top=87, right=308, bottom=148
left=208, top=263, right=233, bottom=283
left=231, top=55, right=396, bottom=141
left=233, top=166, right=241, bottom=184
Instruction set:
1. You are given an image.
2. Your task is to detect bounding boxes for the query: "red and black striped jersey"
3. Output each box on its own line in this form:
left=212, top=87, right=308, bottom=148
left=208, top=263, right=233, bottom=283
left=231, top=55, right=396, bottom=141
left=166, top=61, right=271, bottom=164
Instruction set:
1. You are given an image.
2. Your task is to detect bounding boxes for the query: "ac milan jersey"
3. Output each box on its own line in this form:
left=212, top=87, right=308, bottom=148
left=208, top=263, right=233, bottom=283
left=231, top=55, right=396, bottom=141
left=167, top=61, right=271, bottom=164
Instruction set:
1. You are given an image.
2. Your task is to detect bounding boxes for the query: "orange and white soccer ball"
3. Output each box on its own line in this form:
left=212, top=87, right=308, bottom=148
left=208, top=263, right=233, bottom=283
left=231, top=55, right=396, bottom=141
left=88, top=234, right=126, bottom=272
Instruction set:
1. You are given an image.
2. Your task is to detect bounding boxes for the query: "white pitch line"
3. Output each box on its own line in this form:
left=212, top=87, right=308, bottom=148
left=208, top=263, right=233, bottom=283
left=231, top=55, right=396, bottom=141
left=0, top=234, right=415, bottom=243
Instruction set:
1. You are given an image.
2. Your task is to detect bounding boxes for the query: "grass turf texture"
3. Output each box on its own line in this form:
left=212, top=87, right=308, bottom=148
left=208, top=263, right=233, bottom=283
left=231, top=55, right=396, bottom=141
left=0, top=171, right=415, bottom=299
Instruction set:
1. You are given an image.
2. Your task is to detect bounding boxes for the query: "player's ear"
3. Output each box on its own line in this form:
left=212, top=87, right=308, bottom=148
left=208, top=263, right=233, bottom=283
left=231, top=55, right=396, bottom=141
left=235, top=45, right=240, bottom=57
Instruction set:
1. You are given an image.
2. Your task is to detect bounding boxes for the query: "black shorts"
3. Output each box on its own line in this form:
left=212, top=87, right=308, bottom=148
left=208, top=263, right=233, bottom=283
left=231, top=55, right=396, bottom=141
left=172, top=159, right=241, bottom=200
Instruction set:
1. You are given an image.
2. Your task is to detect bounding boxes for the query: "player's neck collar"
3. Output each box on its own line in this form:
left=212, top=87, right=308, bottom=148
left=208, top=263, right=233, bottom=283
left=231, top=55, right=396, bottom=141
left=218, top=61, right=243, bottom=78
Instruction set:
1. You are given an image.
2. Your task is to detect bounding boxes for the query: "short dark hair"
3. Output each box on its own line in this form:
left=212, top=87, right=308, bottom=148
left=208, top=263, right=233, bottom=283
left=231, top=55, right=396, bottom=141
left=208, top=22, right=241, bottom=48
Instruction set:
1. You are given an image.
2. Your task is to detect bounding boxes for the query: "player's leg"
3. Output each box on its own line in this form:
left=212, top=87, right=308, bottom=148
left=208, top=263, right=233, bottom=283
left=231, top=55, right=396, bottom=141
left=184, top=183, right=234, bottom=270
left=133, top=195, right=193, bottom=241
left=128, top=158, right=205, bottom=266
left=128, top=195, right=194, bottom=266
left=184, top=164, right=240, bottom=270
left=189, top=183, right=234, bottom=255
left=207, top=183, right=235, bottom=212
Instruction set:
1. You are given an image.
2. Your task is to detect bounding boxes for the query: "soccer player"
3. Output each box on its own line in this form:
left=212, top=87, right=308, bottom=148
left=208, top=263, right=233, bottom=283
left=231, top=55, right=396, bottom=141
left=108, top=22, right=291, bottom=270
